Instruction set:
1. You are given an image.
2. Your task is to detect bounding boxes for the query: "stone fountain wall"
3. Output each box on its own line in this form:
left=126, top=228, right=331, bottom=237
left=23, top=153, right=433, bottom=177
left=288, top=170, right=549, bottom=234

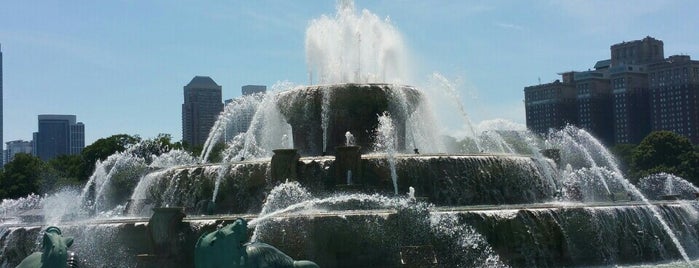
left=3, top=203, right=698, bottom=267
left=140, top=154, right=557, bottom=214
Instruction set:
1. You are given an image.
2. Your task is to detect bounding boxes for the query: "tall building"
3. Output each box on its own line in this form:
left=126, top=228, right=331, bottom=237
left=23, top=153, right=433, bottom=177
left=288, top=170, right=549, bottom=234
left=1, top=44, right=4, bottom=164
left=182, top=76, right=223, bottom=147
left=648, top=55, right=699, bottom=144
left=610, top=37, right=664, bottom=67
left=4, top=140, right=32, bottom=164
left=70, top=122, right=85, bottom=155
left=524, top=74, right=577, bottom=135
left=609, top=65, right=650, bottom=144
left=524, top=36, right=699, bottom=145
left=574, top=66, right=614, bottom=144
left=34, top=114, right=85, bottom=161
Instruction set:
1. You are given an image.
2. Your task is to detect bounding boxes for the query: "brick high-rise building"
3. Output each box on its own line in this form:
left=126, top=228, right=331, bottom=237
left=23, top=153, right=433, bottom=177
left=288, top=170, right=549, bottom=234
left=524, top=36, right=699, bottom=145
left=648, top=55, right=699, bottom=144
left=610, top=37, right=664, bottom=67
left=524, top=75, right=577, bottom=135
left=574, top=63, right=614, bottom=144
left=609, top=65, right=651, bottom=144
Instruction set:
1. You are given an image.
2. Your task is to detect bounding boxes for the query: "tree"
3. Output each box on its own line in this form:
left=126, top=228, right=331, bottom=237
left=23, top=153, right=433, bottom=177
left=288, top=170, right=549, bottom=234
left=48, top=154, right=83, bottom=188
left=0, top=153, right=49, bottom=199
left=631, top=131, right=699, bottom=184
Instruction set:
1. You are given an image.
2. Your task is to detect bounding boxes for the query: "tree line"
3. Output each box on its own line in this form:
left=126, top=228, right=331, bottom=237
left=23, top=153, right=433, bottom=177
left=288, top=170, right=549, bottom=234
left=0, top=133, right=186, bottom=200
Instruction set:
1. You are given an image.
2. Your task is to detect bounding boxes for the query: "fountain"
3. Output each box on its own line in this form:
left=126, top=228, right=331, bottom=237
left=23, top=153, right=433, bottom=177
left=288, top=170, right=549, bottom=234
left=2, top=1, right=699, bottom=267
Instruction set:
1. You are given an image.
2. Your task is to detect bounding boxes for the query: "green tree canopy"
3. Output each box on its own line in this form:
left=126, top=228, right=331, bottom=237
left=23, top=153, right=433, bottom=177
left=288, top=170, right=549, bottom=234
left=47, top=154, right=83, bottom=188
left=631, top=131, right=699, bottom=184
left=0, top=153, right=49, bottom=199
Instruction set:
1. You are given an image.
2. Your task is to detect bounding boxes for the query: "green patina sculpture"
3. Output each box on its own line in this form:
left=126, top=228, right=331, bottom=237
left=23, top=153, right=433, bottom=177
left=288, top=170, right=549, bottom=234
left=17, top=226, right=74, bottom=268
left=195, top=218, right=319, bottom=268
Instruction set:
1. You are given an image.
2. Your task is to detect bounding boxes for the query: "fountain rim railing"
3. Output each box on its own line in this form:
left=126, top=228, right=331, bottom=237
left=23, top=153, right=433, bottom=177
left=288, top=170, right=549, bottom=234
left=5, top=200, right=696, bottom=228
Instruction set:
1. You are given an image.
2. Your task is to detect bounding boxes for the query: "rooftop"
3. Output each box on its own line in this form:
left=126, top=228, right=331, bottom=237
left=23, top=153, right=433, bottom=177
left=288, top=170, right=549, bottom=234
left=186, top=76, right=220, bottom=88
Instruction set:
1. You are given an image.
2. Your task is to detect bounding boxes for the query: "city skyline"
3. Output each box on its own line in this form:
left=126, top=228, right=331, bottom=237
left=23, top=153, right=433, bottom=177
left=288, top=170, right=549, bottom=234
left=1, top=1, right=699, bottom=145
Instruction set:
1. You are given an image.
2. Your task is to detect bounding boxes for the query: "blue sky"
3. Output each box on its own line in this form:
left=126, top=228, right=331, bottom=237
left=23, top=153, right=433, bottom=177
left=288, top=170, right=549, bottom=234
left=1, top=0, right=698, bottom=145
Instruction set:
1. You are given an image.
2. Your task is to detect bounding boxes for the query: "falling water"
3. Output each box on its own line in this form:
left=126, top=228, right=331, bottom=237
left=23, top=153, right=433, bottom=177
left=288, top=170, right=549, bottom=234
left=200, top=93, right=264, bottom=162
left=623, top=182, right=692, bottom=263
left=404, top=95, right=446, bottom=153
left=550, top=126, right=693, bottom=263
left=207, top=84, right=296, bottom=202
left=80, top=143, right=197, bottom=216
left=479, top=131, right=516, bottom=154
left=80, top=149, right=148, bottom=214
left=321, top=87, right=331, bottom=153
left=375, top=112, right=399, bottom=195
left=551, top=127, right=614, bottom=198
left=250, top=182, right=506, bottom=267
left=666, top=178, right=676, bottom=196
left=426, top=73, right=482, bottom=152
left=234, top=82, right=294, bottom=161
left=638, top=173, right=699, bottom=200
left=475, top=121, right=562, bottom=197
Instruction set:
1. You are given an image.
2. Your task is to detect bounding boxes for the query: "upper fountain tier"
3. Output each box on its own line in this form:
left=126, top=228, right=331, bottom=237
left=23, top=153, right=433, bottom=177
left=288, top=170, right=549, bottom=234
left=276, top=83, right=422, bottom=155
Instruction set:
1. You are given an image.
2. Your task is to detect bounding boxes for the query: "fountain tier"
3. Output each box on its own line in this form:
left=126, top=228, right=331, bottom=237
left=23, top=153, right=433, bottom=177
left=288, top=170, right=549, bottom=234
left=276, top=83, right=422, bottom=155
left=125, top=154, right=557, bottom=215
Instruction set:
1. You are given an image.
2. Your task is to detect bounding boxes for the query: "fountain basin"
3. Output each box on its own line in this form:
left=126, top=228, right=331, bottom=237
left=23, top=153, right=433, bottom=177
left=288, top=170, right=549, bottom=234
left=2, top=202, right=697, bottom=267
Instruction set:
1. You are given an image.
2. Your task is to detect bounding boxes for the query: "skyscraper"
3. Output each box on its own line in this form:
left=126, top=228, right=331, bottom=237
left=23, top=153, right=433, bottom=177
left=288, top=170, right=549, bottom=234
left=1, top=44, right=4, bottom=165
left=34, top=114, right=85, bottom=161
left=4, top=140, right=32, bottom=164
left=182, top=76, right=223, bottom=147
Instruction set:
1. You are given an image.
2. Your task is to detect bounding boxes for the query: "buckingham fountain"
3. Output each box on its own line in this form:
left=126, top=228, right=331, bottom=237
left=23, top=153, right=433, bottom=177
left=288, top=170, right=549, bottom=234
left=3, top=1, right=699, bottom=267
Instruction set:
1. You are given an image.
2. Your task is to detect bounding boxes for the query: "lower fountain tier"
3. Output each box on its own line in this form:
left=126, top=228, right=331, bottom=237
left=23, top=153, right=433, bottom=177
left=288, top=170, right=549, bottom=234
left=126, top=154, right=559, bottom=215
left=2, top=202, right=698, bottom=267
